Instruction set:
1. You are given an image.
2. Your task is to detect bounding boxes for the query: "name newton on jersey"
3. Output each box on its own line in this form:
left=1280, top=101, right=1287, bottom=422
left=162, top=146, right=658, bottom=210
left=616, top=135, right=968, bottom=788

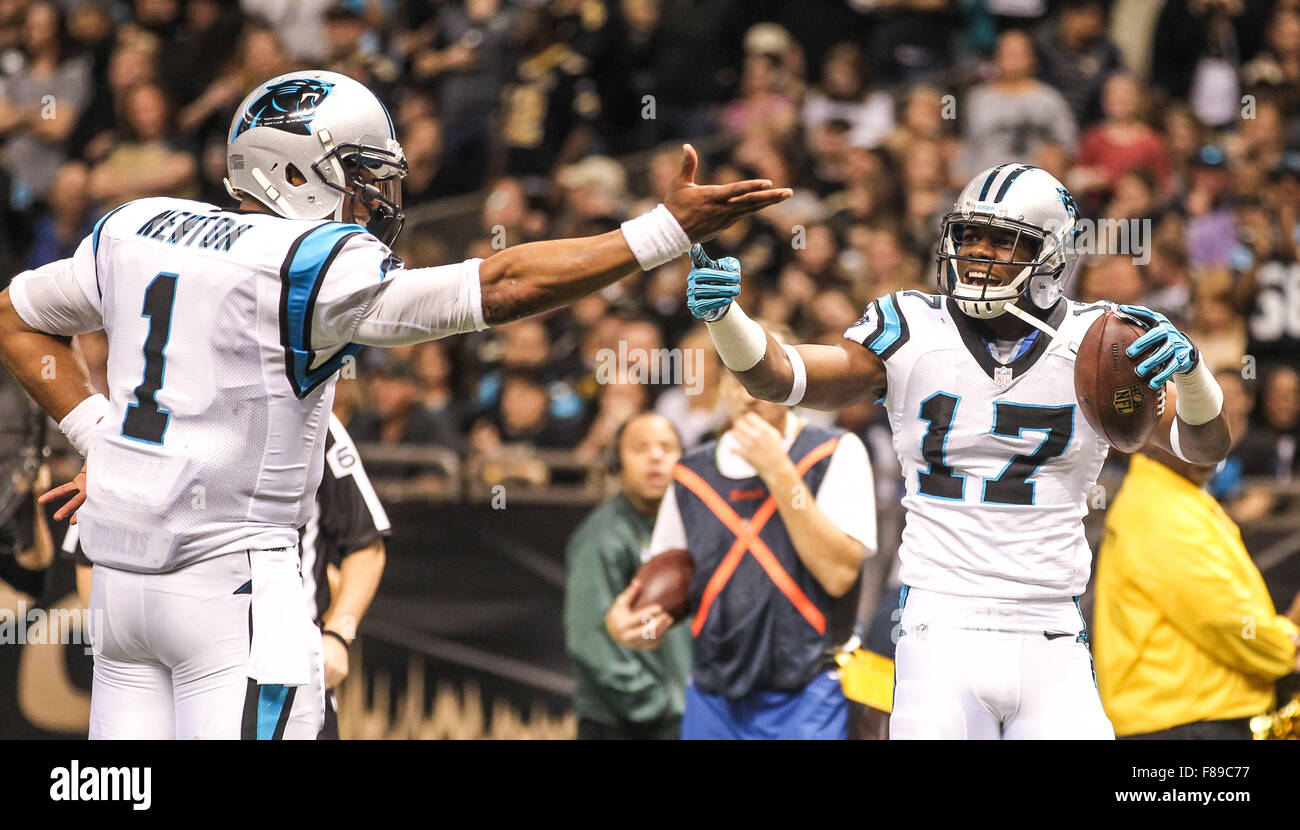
left=135, top=209, right=254, bottom=251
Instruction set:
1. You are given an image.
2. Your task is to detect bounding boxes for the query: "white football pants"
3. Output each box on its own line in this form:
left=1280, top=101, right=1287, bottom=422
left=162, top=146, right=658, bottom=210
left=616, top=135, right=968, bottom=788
left=87, top=552, right=324, bottom=739
left=890, top=586, right=1114, bottom=740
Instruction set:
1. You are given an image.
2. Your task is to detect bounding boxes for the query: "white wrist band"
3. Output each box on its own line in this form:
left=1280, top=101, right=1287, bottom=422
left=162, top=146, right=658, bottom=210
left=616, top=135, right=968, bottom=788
left=1173, top=359, right=1223, bottom=426
left=1168, top=419, right=1191, bottom=463
left=59, top=393, right=109, bottom=456
left=780, top=344, right=806, bottom=407
left=620, top=204, right=691, bottom=270
left=705, top=302, right=767, bottom=372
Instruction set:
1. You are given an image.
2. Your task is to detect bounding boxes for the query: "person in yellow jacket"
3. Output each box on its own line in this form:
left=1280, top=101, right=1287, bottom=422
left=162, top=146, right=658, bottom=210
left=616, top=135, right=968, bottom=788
left=1095, top=395, right=1300, bottom=739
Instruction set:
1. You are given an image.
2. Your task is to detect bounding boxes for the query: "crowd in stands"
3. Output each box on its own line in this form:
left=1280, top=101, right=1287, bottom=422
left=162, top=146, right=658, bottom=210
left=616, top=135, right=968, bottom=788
left=2, top=0, right=1299, bottom=521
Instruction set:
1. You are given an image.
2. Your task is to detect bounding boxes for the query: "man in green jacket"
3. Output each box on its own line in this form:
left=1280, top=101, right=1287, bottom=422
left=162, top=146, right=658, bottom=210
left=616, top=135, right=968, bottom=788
left=565, top=412, right=689, bottom=739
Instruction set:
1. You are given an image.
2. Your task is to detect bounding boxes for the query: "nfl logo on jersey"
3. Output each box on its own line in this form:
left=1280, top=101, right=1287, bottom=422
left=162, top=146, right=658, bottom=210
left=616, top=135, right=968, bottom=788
left=994, top=366, right=1014, bottom=387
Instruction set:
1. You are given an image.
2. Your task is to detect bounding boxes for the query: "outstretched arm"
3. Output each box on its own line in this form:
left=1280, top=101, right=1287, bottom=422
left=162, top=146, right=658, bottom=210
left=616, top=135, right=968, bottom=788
left=686, top=246, right=886, bottom=411
left=475, top=145, right=791, bottom=325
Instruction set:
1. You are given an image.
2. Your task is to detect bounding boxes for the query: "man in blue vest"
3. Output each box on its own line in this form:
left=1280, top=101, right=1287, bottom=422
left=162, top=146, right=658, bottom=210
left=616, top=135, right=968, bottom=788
left=607, top=357, right=876, bottom=739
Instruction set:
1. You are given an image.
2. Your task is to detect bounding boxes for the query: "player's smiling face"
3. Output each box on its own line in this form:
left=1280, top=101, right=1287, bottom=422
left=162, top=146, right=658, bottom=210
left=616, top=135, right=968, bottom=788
left=955, top=225, right=1037, bottom=288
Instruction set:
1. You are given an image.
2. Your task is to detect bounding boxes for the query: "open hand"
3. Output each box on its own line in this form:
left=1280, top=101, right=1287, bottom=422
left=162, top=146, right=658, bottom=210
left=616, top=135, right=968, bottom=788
left=663, top=144, right=792, bottom=244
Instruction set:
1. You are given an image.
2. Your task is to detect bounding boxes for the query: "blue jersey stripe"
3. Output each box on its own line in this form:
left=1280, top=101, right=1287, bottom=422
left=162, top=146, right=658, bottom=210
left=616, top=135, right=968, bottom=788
left=256, top=684, right=291, bottom=740
left=282, top=222, right=365, bottom=396
left=868, top=294, right=903, bottom=355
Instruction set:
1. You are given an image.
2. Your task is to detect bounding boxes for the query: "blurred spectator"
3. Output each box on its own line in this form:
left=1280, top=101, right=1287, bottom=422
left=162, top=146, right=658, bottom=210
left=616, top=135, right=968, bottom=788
left=1077, top=255, right=1147, bottom=306
left=497, top=5, right=600, bottom=179
left=160, top=0, right=243, bottom=111
left=1226, top=95, right=1288, bottom=174
left=1241, top=5, right=1300, bottom=122
left=471, top=367, right=590, bottom=455
left=350, top=359, right=461, bottom=455
left=177, top=20, right=291, bottom=144
left=240, top=0, right=334, bottom=64
left=884, top=85, right=959, bottom=177
left=1034, top=0, right=1125, bottom=127
left=956, top=29, right=1078, bottom=180
left=1141, top=236, right=1195, bottom=315
left=803, top=42, right=894, bottom=152
left=410, top=0, right=515, bottom=195
left=1071, top=73, right=1171, bottom=208
left=467, top=317, right=585, bottom=433
left=651, top=0, right=740, bottom=138
left=88, top=81, right=198, bottom=208
left=718, top=51, right=797, bottom=144
left=1242, top=164, right=1300, bottom=372
left=322, top=2, right=399, bottom=105
left=575, top=377, right=650, bottom=462
left=1151, top=0, right=1271, bottom=128
left=71, top=34, right=159, bottom=163
left=1209, top=369, right=1277, bottom=522
left=1235, top=365, right=1300, bottom=499
left=554, top=154, right=628, bottom=235
left=1181, top=145, right=1238, bottom=268
left=600, top=0, right=662, bottom=153
left=865, top=0, right=957, bottom=86
left=1188, top=283, right=1247, bottom=374
left=26, top=159, right=93, bottom=268
left=396, top=114, right=444, bottom=208
left=0, top=0, right=93, bottom=209
left=411, top=340, right=463, bottom=449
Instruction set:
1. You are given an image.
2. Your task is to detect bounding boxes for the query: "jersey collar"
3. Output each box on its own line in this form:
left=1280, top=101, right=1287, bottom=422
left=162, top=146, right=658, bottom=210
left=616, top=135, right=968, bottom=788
left=947, top=297, right=1067, bottom=383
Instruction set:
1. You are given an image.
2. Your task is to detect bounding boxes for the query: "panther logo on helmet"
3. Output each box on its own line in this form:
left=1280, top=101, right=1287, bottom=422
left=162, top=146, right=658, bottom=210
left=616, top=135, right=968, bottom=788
left=233, top=79, right=335, bottom=139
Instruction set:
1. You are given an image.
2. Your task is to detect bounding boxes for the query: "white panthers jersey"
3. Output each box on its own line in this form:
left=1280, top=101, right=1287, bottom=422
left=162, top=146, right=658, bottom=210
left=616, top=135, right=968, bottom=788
left=13, top=197, right=418, bottom=572
left=844, top=291, right=1112, bottom=600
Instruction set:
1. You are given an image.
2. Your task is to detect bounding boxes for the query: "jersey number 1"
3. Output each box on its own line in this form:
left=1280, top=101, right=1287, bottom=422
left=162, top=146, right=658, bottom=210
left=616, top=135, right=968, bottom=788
left=121, top=272, right=178, bottom=444
left=918, top=393, right=1073, bottom=506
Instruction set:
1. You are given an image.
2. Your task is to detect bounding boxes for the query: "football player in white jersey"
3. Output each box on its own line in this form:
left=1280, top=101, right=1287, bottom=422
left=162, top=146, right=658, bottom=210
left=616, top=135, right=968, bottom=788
left=686, top=164, right=1231, bottom=739
left=0, top=70, right=791, bottom=739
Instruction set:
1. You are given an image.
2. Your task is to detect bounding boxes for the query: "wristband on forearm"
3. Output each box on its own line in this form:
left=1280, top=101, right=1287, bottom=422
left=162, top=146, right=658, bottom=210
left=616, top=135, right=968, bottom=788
left=59, top=394, right=109, bottom=457
left=620, top=204, right=691, bottom=270
left=1173, top=359, right=1223, bottom=426
left=780, top=344, right=807, bottom=407
left=705, top=302, right=767, bottom=372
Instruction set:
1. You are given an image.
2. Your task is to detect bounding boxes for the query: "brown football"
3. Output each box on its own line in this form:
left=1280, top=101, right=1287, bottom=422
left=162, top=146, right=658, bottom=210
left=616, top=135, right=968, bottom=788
left=630, top=548, right=694, bottom=621
left=1075, top=310, right=1163, bottom=453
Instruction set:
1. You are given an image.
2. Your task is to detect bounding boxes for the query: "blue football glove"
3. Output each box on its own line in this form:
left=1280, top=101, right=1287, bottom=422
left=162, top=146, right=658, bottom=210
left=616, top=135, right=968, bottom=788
left=686, top=244, right=741, bottom=322
left=1119, top=304, right=1200, bottom=389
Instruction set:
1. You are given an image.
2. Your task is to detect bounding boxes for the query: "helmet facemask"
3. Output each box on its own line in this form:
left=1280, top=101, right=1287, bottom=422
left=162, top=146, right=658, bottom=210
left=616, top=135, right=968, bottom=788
left=936, top=211, right=1072, bottom=319
left=314, top=142, right=408, bottom=246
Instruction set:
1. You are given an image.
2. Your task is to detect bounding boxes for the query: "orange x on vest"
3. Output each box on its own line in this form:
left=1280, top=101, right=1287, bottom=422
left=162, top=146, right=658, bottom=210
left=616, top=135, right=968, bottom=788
left=674, top=437, right=840, bottom=638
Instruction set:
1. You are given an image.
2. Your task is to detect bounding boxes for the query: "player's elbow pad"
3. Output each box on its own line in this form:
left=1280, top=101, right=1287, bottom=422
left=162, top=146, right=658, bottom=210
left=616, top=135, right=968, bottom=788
left=352, top=258, right=487, bottom=346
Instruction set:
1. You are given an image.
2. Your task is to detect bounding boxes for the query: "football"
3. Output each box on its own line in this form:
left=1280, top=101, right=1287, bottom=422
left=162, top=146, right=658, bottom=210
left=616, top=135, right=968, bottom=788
left=1075, top=310, right=1164, bottom=453
left=630, top=548, right=694, bottom=621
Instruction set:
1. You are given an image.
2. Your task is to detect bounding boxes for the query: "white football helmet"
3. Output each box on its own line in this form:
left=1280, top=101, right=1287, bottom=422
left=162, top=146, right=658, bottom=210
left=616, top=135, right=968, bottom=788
left=936, top=164, right=1082, bottom=319
left=225, top=70, right=408, bottom=245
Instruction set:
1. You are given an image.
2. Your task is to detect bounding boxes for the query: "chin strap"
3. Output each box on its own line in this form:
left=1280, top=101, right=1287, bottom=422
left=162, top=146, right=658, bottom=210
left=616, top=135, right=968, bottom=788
left=1000, top=302, right=1079, bottom=355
